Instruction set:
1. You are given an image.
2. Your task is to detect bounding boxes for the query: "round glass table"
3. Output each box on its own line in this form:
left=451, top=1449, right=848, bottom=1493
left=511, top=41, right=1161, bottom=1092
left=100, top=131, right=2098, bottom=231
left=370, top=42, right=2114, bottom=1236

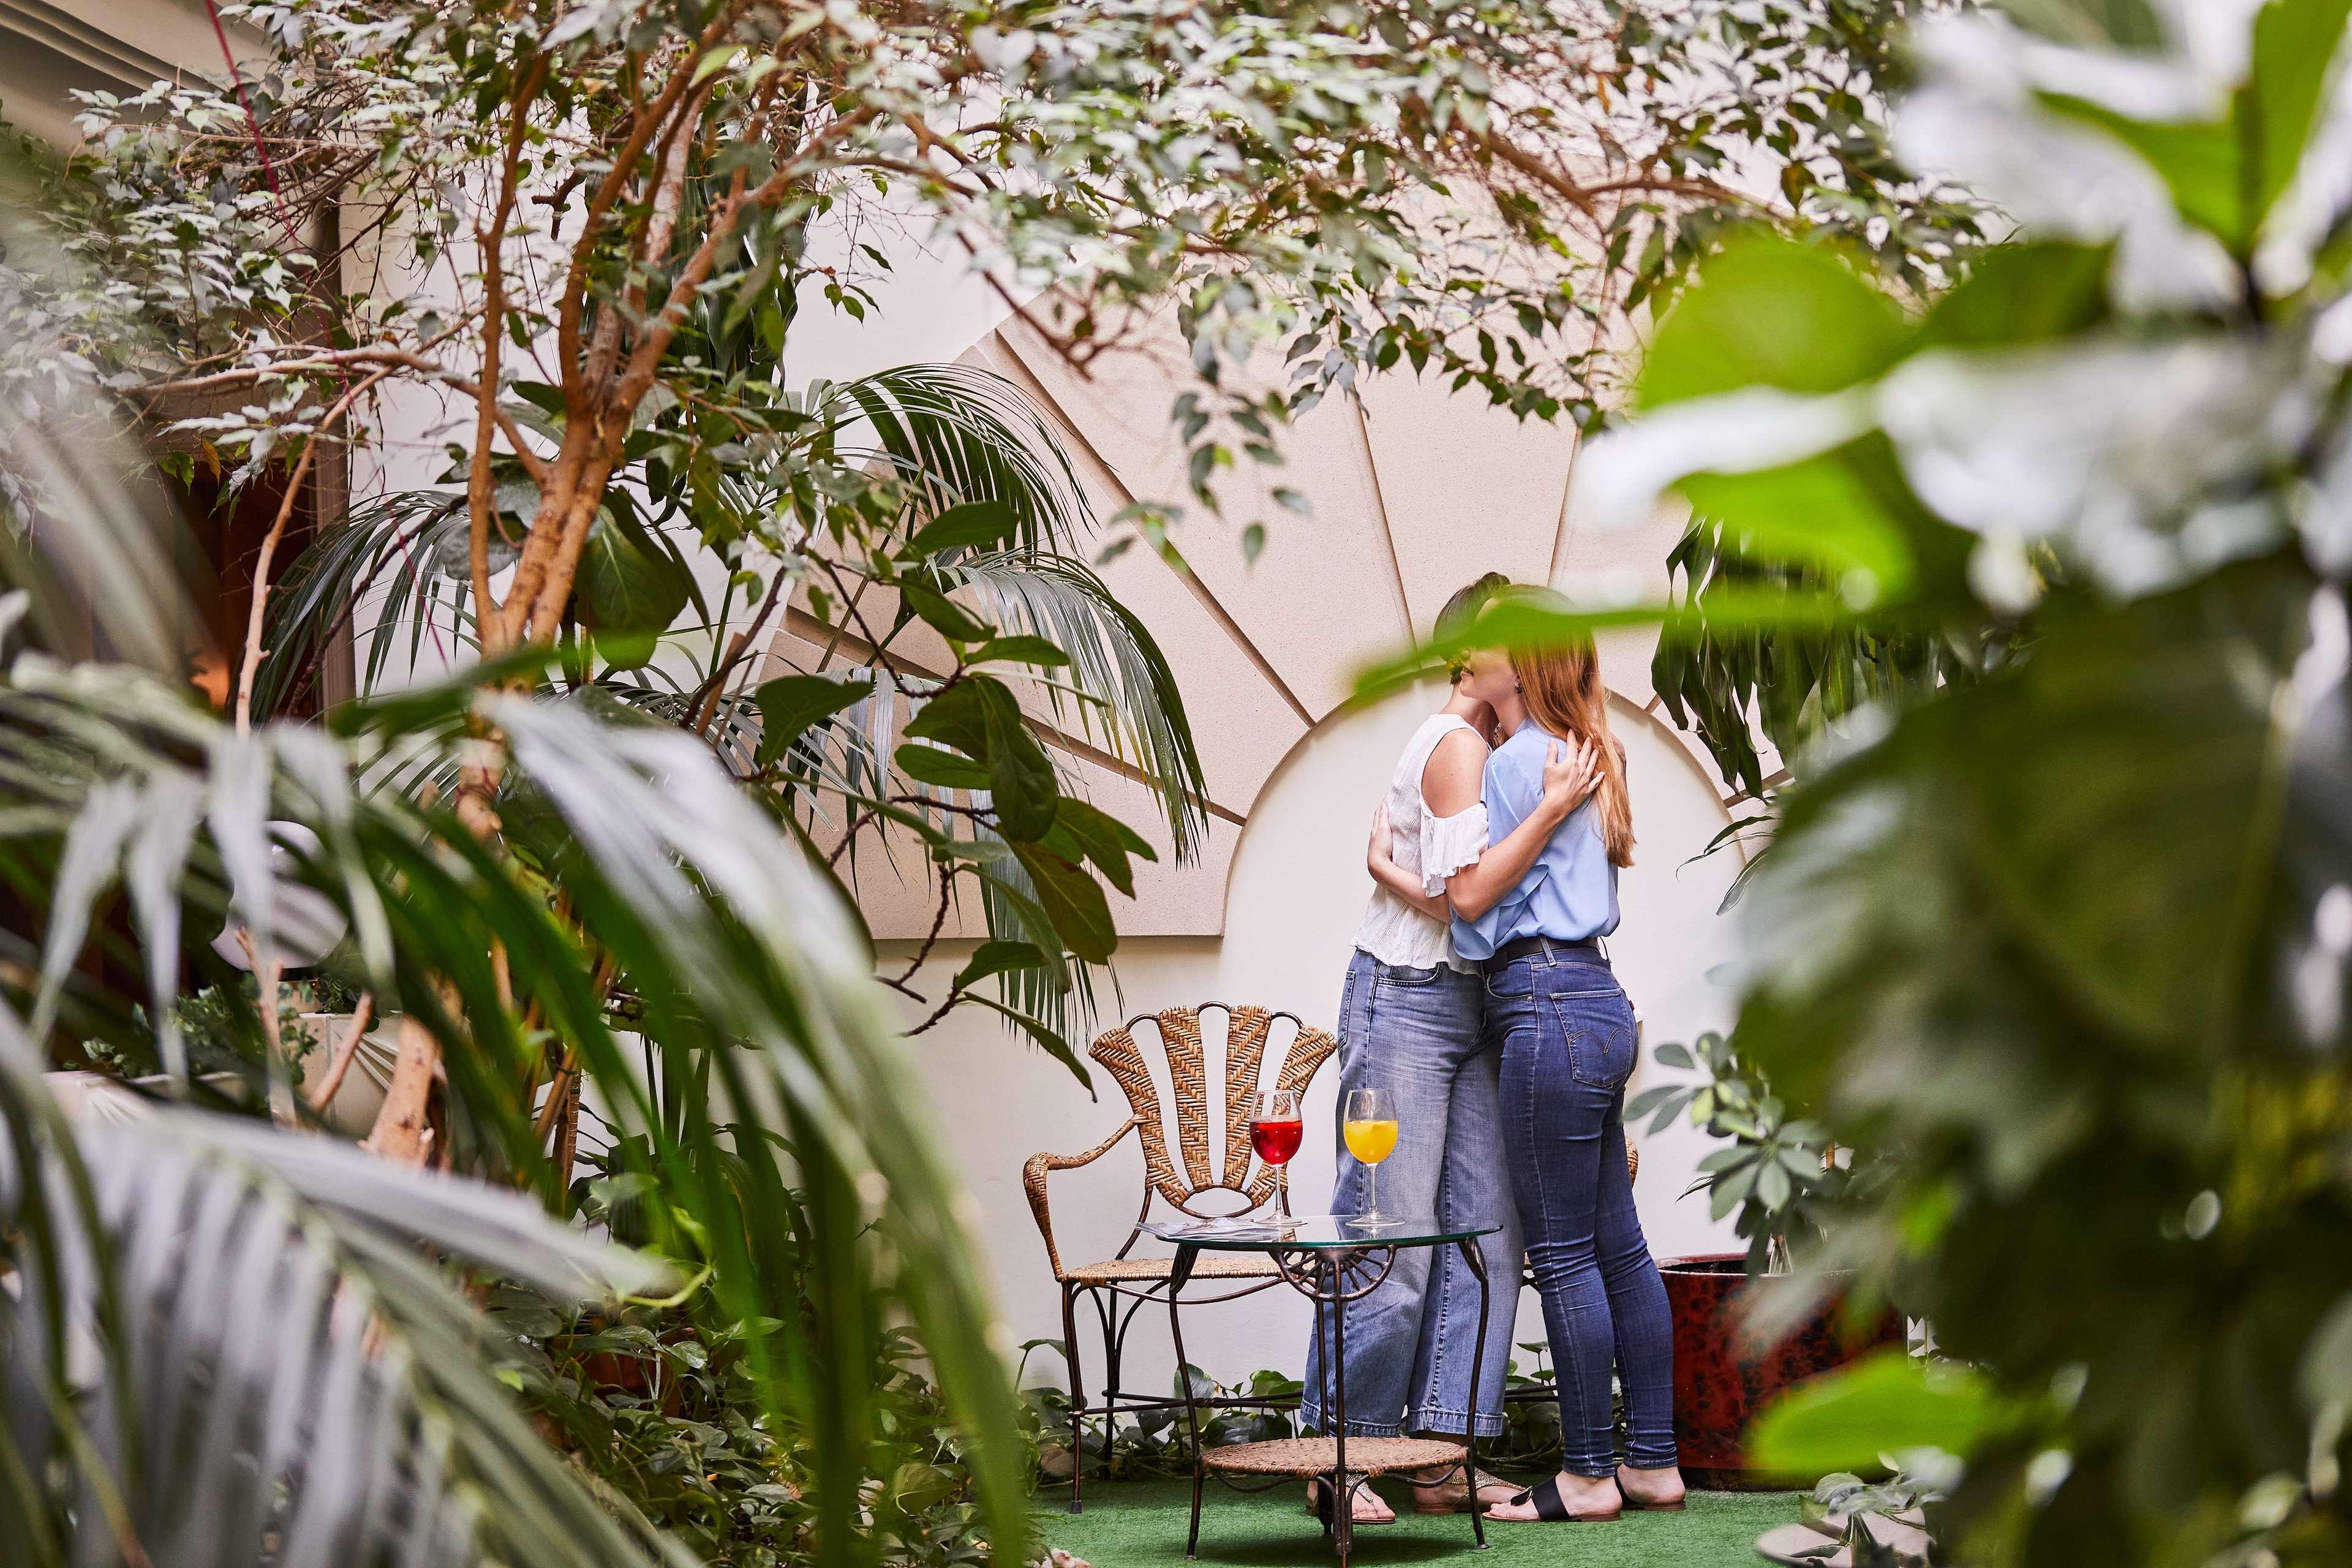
left=1138, top=1212, right=1502, bottom=1566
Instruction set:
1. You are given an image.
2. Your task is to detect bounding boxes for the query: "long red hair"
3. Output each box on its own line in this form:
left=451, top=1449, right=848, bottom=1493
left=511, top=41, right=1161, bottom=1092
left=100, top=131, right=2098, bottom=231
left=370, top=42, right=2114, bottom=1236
left=1499, top=595, right=1634, bottom=867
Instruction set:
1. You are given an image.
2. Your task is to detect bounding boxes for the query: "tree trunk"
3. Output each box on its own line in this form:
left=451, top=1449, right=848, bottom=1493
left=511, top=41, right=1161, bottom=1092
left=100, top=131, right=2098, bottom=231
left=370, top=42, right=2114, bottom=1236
left=363, top=1014, right=441, bottom=1164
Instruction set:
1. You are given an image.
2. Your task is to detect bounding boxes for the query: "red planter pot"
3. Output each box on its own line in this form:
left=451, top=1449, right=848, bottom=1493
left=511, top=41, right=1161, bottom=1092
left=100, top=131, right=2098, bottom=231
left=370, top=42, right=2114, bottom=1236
left=1660, top=1253, right=1903, bottom=1488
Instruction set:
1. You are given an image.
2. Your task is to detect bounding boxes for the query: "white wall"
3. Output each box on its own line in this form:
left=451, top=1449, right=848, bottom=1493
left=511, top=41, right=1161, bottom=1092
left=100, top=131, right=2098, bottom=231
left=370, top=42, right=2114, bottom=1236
left=884, top=676, right=1746, bottom=1395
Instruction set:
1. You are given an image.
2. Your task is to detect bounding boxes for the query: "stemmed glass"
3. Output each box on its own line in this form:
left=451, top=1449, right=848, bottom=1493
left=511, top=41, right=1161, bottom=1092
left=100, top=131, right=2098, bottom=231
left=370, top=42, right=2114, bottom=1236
left=1247, top=1090, right=1303, bottom=1220
left=1343, top=1087, right=1400, bottom=1224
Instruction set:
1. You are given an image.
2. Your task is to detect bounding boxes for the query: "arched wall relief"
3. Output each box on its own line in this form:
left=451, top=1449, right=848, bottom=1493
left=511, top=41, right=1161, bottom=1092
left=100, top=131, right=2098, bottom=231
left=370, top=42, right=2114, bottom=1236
left=778, top=310, right=1757, bottom=939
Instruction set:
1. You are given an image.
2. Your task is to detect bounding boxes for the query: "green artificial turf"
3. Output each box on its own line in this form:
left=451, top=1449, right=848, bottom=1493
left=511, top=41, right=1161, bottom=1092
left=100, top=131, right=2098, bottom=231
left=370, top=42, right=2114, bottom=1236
left=1038, top=1478, right=1797, bottom=1567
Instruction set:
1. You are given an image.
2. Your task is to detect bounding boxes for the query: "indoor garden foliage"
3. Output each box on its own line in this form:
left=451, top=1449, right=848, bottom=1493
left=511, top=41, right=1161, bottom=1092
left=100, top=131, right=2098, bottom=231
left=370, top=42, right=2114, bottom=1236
left=0, top=0, right=1994, bottom=1564
left=1561, top=0, right=2352, bottom=1562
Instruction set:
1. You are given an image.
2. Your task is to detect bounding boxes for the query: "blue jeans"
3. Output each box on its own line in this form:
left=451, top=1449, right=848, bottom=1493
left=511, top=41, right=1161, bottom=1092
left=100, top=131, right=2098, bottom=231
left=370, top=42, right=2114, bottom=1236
left=1301, top=949, right=1523, bottom=1438
left=1486, top=945, right=1676, bottom=1476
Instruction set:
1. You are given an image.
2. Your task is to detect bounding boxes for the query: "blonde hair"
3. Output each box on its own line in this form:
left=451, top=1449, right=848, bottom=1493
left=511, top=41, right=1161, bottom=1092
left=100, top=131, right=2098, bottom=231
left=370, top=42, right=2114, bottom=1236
left=1495, top=592, right=1634, bottom=867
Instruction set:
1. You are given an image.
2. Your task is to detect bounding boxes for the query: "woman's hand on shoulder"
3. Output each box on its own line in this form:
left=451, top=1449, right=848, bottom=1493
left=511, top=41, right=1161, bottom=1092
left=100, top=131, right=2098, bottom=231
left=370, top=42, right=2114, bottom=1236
left=1538, top=737, right=1599, bottom=821
left=1421, top=727, right=1488, bottom=817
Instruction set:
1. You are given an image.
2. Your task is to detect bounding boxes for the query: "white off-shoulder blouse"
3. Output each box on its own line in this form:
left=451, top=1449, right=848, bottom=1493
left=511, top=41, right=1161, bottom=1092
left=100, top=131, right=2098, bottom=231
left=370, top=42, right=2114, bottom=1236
left=1352, top=713, right=1490, bottom=972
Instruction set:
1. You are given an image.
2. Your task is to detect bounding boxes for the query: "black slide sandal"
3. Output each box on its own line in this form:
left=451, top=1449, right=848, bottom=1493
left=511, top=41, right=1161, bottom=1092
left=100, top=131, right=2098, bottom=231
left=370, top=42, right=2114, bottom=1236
left=1618, top=1475, right=1687, bottom=1512
left=1495, top=1477, right=1622, bottom=1523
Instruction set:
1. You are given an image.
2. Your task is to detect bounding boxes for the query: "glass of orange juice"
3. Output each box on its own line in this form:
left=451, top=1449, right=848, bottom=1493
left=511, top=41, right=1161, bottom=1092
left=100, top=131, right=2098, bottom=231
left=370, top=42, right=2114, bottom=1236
left=1343, top=1087, right=1400, bottom=1223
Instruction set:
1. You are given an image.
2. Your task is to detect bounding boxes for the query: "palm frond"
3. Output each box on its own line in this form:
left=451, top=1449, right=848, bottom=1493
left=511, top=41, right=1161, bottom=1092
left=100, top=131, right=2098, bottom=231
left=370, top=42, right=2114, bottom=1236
left=830, top=364, right=1091, bottom=555
left=0, top=1009, right=682, bottom=1568
left=941, top=550, right=1210, bottom=862
left=0, top=659, right=1032, bottom=1567
left=252, top=490, right=478, bottom=723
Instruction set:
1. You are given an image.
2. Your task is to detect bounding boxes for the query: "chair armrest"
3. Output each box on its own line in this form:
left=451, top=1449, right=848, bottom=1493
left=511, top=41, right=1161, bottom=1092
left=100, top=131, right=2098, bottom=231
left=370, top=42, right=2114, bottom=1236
left=1023, top=1118, right=1137, bottom=1281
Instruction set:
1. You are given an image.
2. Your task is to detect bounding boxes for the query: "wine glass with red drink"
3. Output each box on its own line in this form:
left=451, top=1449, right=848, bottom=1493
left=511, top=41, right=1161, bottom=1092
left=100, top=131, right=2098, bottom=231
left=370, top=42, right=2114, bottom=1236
left=1248, top=1089, right=1303, bottom=1219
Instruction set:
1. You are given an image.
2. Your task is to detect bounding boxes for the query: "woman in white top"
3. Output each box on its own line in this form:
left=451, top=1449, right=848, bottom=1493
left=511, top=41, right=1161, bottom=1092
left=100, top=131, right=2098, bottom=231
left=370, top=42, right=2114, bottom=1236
left=1300, top=573, right=1599, bottom=1523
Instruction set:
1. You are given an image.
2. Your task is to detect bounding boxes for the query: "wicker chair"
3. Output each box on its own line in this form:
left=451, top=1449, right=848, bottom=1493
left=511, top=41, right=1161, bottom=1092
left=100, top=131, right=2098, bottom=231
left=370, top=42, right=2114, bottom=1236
left=1024, top=1002, right=1336, bottom=1513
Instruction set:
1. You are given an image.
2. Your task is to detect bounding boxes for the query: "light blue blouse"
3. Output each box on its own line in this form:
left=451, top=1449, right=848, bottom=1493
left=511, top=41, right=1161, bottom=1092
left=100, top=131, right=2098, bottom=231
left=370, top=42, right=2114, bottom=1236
left=1450, top=720, right=1621, bottom=960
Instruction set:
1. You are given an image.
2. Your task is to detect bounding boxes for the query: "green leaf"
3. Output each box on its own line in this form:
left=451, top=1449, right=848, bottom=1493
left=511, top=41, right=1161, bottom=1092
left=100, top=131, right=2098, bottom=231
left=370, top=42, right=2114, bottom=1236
left=753, top=674, right=872, bottom=766
left=895, top=742, right=991, bottom=790
left=1677, top=439, right=1929, bottom=606
left=1913, top=241, right=2115, bottom=353
left=907, top=500, right=1019, bottom=557
left=1008, top=839, right=1117, bottom=963
left=576, top=518, right=691, bottom=667
left=2244, top=0, right=2352, bottom=227
left=1747, top=1349, right=2008, bottom=1475
left=689, top=43, right=743, bottom=85
left=1999, top=0, right=2165, bottom=48
left=1044, top=796, right=1156, bottom=898
left=1638, top=232, right=1909, bottom=407
left=888, top=1461, right=961, bottom=1512
left=967, top=635, right=1071, bottom=669
left=979, top=680, right=1058, bottom=841
left=1894, top=565, right=2309, bottom=1050
left=906, top=679, right=1058, bottom=839
left=899, top=582, right=993, bottom=643
left=2041, top=0, right=2352, bottom=251
left=954, top=939, right=1049, bottom=990
left=904, top=680, right=990, bottom=761
left=2041, top=96, right=2242, bottom=243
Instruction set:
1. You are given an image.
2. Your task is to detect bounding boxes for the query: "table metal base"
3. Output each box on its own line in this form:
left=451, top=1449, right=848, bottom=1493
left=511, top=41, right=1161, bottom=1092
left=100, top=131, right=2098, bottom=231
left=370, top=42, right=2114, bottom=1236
left=1167, top=1237, right=1494, bottom=1567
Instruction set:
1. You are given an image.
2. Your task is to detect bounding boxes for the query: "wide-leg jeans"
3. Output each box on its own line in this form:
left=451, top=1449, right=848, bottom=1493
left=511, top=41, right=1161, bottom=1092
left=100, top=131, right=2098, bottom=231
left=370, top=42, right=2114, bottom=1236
left=1300, top=949, right=1523, bottom=1438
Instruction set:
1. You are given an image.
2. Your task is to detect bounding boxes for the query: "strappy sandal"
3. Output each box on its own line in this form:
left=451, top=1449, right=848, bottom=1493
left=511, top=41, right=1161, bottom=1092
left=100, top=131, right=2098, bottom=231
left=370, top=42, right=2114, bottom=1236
left=1493, top=1476, right=1622, bottom=1523
left=1306, top=1477, right=1396, bottom=1526
left=1406, top=1464, right=1520, bottom=1515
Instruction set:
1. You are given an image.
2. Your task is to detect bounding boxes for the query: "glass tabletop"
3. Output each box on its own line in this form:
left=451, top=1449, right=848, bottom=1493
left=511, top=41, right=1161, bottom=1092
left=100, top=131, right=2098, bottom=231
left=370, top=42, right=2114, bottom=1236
left=1138, top=1213, right=1496, bottom=1251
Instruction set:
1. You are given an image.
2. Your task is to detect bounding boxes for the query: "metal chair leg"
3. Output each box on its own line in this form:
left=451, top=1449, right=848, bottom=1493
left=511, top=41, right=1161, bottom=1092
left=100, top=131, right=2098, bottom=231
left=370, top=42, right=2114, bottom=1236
left=1167, top=1250, right=1205, bottom=1559
left=1061, top=1283, right=1086, bottom=1514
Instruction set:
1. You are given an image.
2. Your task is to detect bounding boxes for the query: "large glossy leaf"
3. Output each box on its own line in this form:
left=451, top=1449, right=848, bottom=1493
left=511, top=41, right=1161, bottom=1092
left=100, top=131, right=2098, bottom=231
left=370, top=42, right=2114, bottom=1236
left=1044, top=796, right=1156, bottom=899
left=977, top=681, right=1058, bottom=841
left=905, top=677, right=1060, bottom=842
left=1006, top=839, right=1117, bottom=963
left=1638, top=232, right=1911, bottom=409
left=906, top=500, right=1019, bottom=557
left=753, top=673, right=872, bottom=766
left=2040, top=0, right=2352, bottom=251
left=1677, top=442, right=1928, bottom=606
left=1911, top=241, right=2116, bottom=353
left=1940, top=566, right=2322, bottom=1050
left=577, top=517, right=693, bottom=666
left=1747, top=1348, right=2009, bottom=1475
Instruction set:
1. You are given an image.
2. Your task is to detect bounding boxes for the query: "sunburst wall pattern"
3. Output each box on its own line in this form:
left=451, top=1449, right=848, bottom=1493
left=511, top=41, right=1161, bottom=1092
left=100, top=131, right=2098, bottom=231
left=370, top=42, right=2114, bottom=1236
left=766, top=312, right=1756, bottom=939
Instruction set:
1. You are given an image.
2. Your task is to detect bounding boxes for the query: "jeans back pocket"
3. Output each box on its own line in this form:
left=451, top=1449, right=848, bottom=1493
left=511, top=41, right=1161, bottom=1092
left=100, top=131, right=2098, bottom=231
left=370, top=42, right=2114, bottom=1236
left=1548, top=989, right=1637, bottom=1088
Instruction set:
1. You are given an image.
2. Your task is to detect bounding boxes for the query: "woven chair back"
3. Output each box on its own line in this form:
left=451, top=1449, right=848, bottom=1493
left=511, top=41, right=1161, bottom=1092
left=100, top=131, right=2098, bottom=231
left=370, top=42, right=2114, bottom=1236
left=1088, top=1003, right=1336, bottom=1216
